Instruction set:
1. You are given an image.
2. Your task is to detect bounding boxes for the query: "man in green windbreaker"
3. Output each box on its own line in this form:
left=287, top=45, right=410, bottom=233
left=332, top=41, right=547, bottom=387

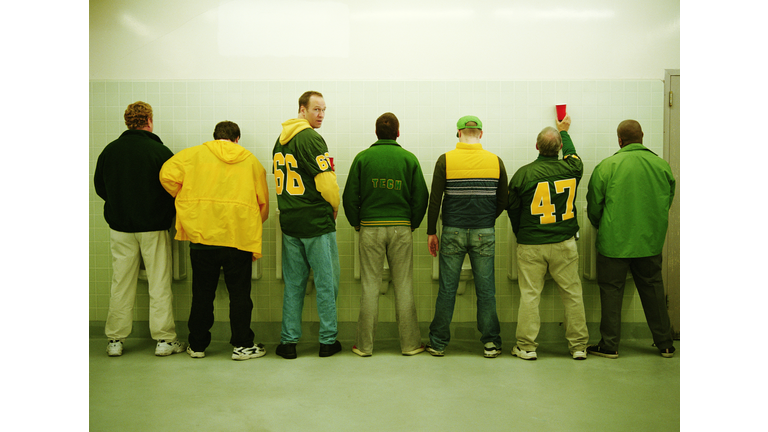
left=586, top=119, right=676, bottom=359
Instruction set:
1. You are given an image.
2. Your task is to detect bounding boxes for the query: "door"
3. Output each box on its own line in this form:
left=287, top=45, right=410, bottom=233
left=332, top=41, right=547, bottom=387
left=663, top=69, right=680, bottom=339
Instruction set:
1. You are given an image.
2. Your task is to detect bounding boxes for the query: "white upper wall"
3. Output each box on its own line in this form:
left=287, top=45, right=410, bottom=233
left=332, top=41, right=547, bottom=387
left=90, top=0, right=679, bottom=80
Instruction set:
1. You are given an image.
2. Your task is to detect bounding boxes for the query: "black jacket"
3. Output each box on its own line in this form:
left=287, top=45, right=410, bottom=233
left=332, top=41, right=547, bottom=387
left=94, top=129, right=175, bottom=232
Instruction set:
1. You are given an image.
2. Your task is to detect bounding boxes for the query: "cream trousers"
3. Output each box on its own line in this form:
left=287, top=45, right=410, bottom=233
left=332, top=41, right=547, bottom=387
left=516, top=237, right=588, bottom=353
left=105, top=229, right=177, bottom=341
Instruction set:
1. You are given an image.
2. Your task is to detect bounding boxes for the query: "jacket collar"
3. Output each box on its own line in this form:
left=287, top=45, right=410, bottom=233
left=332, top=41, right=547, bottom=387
left=121, top=129, right=162, bottom=144
left=617, top=143, right=658, bottom=156
left=371, top=139, right=400, bottom=147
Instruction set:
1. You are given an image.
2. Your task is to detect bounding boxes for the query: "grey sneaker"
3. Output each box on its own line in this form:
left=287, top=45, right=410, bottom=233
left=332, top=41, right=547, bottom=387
left=512, top=345, right=538, bottom=360
left=155, top=340, right=187, bottom=356
left=572, top=350, right=587, bottom=360
left=107, top=340, right=123, bottom=357
left=232, top=343, right=266, bottom=360
left=425, top=343, right=444, bottom=357
left=402, top=344, right=425, bottom=356
left=484, top=342, right=501, bottom=358
left=352, top=345, right=372, bottom=357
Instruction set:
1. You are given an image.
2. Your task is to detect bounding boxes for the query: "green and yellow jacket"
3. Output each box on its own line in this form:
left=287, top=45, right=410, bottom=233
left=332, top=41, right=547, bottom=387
left=507, top=131, right=582, bottom=245
left=427, top=143, right=508, bottom=234
left=342, top=139, right=428, bottom=229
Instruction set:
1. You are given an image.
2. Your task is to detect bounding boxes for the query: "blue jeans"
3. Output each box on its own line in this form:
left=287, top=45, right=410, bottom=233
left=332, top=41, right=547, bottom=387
left=429, top=227, right=501, bottom=350
left=281, top=231, right=340, bottom=345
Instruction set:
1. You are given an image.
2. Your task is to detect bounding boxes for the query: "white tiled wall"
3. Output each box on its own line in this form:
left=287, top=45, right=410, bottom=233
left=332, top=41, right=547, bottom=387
left=89, top=79, right=664, bottom=324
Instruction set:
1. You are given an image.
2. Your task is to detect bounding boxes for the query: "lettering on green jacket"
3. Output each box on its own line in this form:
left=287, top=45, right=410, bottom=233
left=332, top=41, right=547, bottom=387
left=371, top=178, right=402, bottom=190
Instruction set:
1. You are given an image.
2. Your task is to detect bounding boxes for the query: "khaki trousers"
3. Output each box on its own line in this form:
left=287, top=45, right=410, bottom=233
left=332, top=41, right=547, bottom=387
left=516, top=237, right=588, bottom=353
left=356, top=226, right=421, bottom=354
left=105, top=229, right=177, bottom=341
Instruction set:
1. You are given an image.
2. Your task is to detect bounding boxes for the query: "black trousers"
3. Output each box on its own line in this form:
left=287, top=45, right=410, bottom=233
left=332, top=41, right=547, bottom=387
left=596, top=252, right=674, bottom=351
left=188, top=247, right=255, bottom=351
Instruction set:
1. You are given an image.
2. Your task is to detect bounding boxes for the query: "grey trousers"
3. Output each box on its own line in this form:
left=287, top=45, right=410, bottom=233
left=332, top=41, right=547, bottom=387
left=356, top=226, right=422, bottom=354
left=596, top=252, right=674, bottom=352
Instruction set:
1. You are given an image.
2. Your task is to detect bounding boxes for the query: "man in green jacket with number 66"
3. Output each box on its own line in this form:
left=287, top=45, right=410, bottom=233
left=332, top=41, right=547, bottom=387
left=586, top=119, right=676, bottom=359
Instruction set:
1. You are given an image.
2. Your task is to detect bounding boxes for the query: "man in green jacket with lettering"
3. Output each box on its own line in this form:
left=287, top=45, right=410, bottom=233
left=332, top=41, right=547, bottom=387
left=507, top=114, right=589, bottom=361
left=586, top=119, right=676, bottom=359
left=343, top=112, right=429, bottom=357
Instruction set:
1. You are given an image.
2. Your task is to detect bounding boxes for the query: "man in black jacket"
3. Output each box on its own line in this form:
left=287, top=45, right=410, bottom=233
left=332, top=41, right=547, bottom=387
left=94, top=101, right=186, bottom=357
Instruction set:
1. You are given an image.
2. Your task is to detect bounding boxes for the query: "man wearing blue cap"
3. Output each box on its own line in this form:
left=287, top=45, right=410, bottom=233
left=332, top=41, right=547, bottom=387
left=425, top=116, right=508, bottom=358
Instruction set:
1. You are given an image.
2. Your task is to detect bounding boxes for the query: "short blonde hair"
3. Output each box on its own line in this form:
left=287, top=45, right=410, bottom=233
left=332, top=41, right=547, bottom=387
left=124, top=101, right=153, bottom=130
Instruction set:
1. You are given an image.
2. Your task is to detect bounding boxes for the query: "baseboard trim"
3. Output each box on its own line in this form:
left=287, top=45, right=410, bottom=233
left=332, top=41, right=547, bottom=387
left=91, top=321, right=654, bottom=344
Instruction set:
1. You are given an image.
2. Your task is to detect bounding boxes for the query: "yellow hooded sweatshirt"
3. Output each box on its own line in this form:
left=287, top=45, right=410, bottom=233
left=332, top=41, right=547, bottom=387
left=159, top=140, right=270, bottom=258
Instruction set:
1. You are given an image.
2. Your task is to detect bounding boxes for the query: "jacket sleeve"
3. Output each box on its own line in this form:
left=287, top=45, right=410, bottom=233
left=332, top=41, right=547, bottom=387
left=342, top=156, right=362, bottom=227
left=255, top=161, right=270, bottom=223
left=586, top=167, right=605, bottom=228
left=159, top=154, right=184, bottom=198
left=495, top=157, right=509, bottom=218
left=426, top=155, right=446, bottom=235
left=507, top=176, right=522, bottom=235
left=410, top=159, right=430, bottom=229
left=94, top=153, right=107, bottom=200
left=315, top=171, right=340, bottom=211
left=561, top=131, right=584, bottom=176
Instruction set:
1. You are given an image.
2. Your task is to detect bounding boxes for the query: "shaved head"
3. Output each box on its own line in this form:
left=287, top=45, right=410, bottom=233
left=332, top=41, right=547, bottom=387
left=617, top=120, right=643, bottom=147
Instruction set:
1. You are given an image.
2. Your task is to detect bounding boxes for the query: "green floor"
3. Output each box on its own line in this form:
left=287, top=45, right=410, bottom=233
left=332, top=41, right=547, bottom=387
left=89, top=336, right=680, bottom=431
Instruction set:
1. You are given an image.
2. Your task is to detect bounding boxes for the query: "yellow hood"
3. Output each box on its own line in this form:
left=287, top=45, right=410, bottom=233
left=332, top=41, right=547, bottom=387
left=203, top=140, right=251, bottom=163
left=279, top=118, right=312, bottom=144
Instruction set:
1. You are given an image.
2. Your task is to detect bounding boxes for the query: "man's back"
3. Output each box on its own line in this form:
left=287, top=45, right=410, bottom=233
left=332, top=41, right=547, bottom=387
left=94, top=129, right=175, bottom=233
left=344, top=141, right=428, bottom=229
left=160, top=139, right=269, bottom=256
left=428, top=143, right=507, bottom=232
left=508, top=131, right=582, bottom=245
left=587, top=143, right=675, bottom=258
left=273, top=125, right=336, bottom=238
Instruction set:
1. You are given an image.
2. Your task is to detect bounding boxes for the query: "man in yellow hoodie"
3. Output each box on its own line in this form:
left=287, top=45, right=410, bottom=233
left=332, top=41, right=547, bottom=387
left=273, top=91, right=342, bottom=359
left=160, top=121, right=270, bottom=360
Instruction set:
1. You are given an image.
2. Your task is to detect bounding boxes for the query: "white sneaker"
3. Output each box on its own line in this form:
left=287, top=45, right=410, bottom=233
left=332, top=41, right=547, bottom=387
left=572, top=350, right=587, bottom=360
left=483, top=342, right=501, bottom=358
left=512, top=345, right=537, bottom=360
left=155, top=340, right=187, bottom=356
left=232, top=343, right=266, bottom=360
left=187, top=346, right=205, bottom=358
left=107, top=340, right=123, bottom=356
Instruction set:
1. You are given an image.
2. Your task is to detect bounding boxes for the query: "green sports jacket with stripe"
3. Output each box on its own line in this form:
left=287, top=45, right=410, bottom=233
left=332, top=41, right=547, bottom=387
left=507, top=131, right=582, bottom=245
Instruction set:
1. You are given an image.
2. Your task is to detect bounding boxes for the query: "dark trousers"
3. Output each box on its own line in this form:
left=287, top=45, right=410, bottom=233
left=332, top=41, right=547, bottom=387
left=188, top=247, right=255, bottom=351
left=596, top=252, right=673, bottom=351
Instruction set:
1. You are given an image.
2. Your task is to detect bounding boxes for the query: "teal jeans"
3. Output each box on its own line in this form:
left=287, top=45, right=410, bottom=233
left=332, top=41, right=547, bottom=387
left=280, top=231, right=340, bottom=345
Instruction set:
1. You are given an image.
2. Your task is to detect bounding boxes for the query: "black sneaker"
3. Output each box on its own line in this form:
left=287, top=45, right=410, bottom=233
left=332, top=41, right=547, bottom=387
left=319, top=340, right=342, bottom=357
left=654, top=344, right=676, bottom=358
left=586, top=344, right=618, bottom=359
left=276, top=343, right=297, bottom=359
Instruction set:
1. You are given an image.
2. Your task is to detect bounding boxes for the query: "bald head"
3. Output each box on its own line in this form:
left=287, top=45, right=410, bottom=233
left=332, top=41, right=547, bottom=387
left=536, top=127, right=562, bottom=157
left=617, top=120, right=643, bottom=148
